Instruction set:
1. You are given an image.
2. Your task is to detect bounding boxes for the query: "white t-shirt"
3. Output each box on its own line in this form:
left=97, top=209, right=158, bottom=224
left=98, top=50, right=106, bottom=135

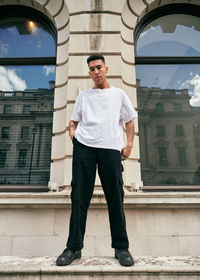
left=71, top=86, right=137, bottom=151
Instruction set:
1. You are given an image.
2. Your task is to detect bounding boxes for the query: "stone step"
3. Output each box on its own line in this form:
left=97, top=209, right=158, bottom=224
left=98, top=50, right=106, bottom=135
left=0, top=256, right=200, bottom=280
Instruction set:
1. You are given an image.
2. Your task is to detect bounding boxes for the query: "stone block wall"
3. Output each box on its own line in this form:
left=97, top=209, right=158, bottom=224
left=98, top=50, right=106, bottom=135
left=0, top=192, right=200, bottom=257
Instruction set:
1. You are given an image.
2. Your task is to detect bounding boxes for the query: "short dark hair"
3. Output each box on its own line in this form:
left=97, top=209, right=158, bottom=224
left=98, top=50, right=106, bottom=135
left=87, top=54, right=105, bottom=65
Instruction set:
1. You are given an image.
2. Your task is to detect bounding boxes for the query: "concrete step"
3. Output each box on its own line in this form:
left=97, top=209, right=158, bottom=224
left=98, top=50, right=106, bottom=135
left=0, top=256, right=200, bottom=280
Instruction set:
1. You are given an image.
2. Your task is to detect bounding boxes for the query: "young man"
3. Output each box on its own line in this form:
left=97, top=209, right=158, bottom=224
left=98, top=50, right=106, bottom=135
left=56, top=54, right=137, bottom=267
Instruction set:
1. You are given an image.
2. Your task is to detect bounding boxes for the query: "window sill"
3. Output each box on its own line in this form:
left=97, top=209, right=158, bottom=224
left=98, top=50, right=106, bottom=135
left=0, top=189, right=200, bottom=209
left=0, top=185, right=48, bottom=192
left=142, top=185, right=200, bottom=192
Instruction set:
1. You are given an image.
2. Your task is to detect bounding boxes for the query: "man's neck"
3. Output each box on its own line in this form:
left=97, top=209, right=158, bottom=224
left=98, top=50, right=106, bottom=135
left=93, top=81, right=110, bottom=89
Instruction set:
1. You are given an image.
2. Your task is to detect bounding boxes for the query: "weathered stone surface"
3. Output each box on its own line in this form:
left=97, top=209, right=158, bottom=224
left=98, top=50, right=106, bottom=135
left=0, top=256, right=200, bottom=280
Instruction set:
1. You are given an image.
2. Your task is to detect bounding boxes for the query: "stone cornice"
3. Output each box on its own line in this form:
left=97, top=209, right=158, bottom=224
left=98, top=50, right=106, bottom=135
left=0, top=191, right=200, bottom=209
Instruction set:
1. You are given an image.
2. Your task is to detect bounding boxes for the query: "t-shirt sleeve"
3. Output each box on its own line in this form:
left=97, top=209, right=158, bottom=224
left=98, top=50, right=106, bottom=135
left=120, top=91, right=137, bottom=123
left=70, top=93, right=82, bottom=122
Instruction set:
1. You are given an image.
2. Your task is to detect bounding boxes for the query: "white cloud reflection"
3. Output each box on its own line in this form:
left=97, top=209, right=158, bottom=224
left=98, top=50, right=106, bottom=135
left=43, top=65, right=55, bottom=77
left=180, top=73, right=200, bottom=107
left=0, top=66, right=27, bottom=91
left=0, top=42, right=9, bottom=56
left=36, top=40, right=42, bottom=49
left=8, top=27, right=17, bottom=34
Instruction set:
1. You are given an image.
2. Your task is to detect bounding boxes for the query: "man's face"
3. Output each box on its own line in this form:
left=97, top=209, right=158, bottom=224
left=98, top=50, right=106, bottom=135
left=88, top=59, right=108, bottom=87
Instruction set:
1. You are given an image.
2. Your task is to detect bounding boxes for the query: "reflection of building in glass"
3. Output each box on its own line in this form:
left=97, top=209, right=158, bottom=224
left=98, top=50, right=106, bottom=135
left=137, top=79, right=200, bottom=185
left=0, top=83, right=54, bottom=185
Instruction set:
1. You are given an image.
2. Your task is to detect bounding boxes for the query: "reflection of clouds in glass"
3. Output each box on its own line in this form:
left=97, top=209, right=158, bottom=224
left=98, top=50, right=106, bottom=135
left=138, top=66, right=178, bottom=89
left=137, top=26, right=161, bottom=51
left=43, top=66, right=55, bottom=77
left=37, top=40, right=42, bottom=49
left=139, top=27, right=156, bottom=39
left=0, top=66, right=27, bottom=91
left=180, top=74, right=200, bottom=107
left=28, top=39, right=33, bottom=45
left=0, top=42, right=9, bottom=56
left=8, top=27, right=17, bottom=34
left=137, top=14, right=200, bottom=56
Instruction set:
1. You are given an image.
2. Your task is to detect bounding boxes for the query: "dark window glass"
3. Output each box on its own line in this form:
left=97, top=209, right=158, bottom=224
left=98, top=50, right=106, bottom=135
left=157, top=147, right=167, bottom=167
left=155, top=103, right=163, bottom=112
left=4, top=105, right=12, bottom=114
left=21, top=127, right=29, bottom=139
left=173, top=103, right=181, bottom=112
left=176, top=125, right=184, bottom=137
left=23, top=105, right=31, bottom=114
left=1, top=127, right=10, bottom=139
left=194, top=126, right=200, bottom=135
left=178, top=147, right=187, bottom=166
left=18, top=149, right=27, bottom=167
left=0, top=11, right=56, bottom=188
left=156, top=125, right=165, bottom=137
left=196, top=152, right=200, bottom=164
left=194, top=137, right=200, bottom=148
left=136, top=65, right=200, bottom=185
left=0, top=150, right=7, bottom=167
left=135, top=8, right=200, bottom=187
left=0, top=87, right=54, bottom=185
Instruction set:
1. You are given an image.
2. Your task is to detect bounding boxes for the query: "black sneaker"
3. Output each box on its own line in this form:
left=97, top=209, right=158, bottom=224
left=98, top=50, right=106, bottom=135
left=115, top=249, right=134, bottom=266
left=56, top=248, right=81, bottom=266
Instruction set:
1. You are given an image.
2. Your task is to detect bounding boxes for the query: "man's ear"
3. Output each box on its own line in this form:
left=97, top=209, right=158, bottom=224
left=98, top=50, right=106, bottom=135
left=106, top=66, right=108, bottom=73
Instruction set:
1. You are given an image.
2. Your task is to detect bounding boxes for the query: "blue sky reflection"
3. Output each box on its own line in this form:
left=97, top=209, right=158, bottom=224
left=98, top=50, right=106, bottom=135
left=136, top=65, right=200, bottom=107
left=0, top=65, right=55, bottom=91
left=0, top=18, right=56, bottom=90
left=0, top=19, right=55, bottom=58
left=137, top=14, right=200, bottom=56
left=136, top=14, right=200, bottom=107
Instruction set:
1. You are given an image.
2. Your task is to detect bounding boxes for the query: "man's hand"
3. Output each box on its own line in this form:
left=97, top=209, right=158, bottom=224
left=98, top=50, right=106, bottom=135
left=121, top=143, right=133, bottom=161
left=69, top=128, right=75, bottom=141
left=68, top=120, right=78, bottom=141
left=121, top=119, right=135, bottom=161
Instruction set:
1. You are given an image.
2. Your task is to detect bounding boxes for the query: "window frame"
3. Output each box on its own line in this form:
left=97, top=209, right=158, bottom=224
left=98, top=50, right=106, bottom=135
left=134, top=3, right=200, bottom=65
left=0, top=5, right=57, bottom=192
left=177, top=147, right=187, bottom=166
left=0, top=149, right=7, bottom=167
left=157, top=147, right=168, bottom=167
left=135, top=3, right=200, bottom=191
left=20, top=127, right=29, bottom=140
left=176, top=125, right=184, bottom=137
left=0, top=5, right=56, bottom=66
left=156, top=125, right=165, bottom=137
left=4, top=105, right=12, bottom=114
left=155, top=103, right=163, bottom=112
left=1, top=127, right=10, bottom=139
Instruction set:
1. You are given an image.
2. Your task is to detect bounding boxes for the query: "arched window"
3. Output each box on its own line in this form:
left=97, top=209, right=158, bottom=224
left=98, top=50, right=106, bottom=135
left=135, top=4, right=200, bottom=187
left=0, top=6, right=56, bottom=190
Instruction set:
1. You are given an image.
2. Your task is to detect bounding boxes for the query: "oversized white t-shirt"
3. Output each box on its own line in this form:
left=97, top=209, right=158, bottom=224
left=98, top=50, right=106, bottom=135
left=71, top=86, right=137, bottom=151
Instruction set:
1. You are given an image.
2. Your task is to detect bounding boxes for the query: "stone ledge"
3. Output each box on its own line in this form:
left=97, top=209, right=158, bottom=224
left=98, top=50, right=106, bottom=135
left=0, top=190, right=200, bottom=209
left=0, top=256, right=199, bottom=278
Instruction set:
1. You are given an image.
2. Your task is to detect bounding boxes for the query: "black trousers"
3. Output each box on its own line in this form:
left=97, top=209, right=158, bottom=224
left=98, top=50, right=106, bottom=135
left=66, top=138, right=129, bottom=251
